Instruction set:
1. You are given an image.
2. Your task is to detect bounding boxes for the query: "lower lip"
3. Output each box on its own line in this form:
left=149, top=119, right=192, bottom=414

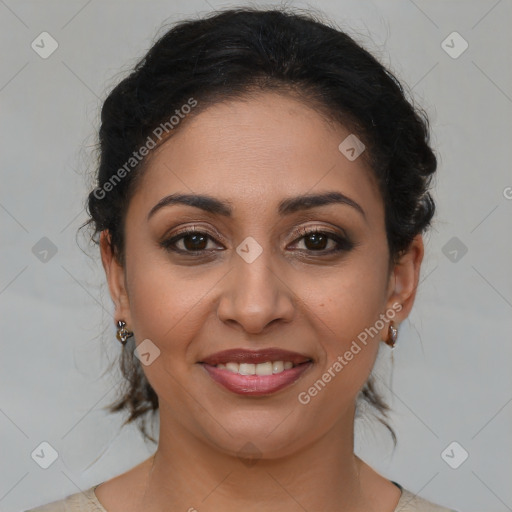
left=200, top=362, right=313, bottom=396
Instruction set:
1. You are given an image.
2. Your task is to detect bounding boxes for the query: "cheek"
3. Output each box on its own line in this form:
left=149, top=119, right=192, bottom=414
left=124, top=248, right=209, bottom=354
left=123, top=254, right=211, bottom=405
left=304, top=254, right=389, bottom=379
left=313, top=257, right=388, bottom=327
left=293, top=280, right=385, bottom=435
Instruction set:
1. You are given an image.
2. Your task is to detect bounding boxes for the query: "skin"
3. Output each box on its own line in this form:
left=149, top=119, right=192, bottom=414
left=98, top=91, right=424, bottom=512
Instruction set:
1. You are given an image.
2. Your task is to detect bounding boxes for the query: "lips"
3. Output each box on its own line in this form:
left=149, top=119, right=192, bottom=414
left=201, top=361, right=313, bottom=396
left=198, top=347, right=313, bottom=396
left=199, top=347, right=312, bottom=366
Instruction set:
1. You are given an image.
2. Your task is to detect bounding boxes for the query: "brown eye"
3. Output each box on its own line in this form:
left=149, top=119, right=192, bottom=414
left=301, top=232, right=330, bottom=251
left=160, top=229, right=223, bottom=254
left=180, top=232, right=209, bottom=251
left=290, top=227, right=355, bottom=254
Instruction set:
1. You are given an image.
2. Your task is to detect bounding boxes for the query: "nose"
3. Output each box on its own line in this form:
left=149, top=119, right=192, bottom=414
left=216, top=250, right=296, bottom=334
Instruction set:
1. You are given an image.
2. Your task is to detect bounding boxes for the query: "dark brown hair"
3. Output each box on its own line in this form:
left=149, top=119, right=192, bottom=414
left=80, top=6, right=437, bottom=446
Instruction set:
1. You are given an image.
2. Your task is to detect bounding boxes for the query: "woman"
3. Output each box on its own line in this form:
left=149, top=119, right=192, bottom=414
left=27, top=7, right=458, bottom=512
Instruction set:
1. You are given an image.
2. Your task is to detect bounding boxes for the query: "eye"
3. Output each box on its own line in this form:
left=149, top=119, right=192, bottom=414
left=289, top=226, right=354, bottom=254
left=160, top=227, right=224, bottom=254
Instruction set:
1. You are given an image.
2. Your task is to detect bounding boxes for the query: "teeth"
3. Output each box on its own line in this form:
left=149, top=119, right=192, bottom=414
left=226, top=362, right=238, bottom=373
left=215, top=361, right=297, bottom=375
left=272, top=361, right=283, bottom=374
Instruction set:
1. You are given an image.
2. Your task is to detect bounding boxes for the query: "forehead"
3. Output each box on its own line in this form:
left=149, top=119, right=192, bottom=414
left=128, top=92, right=383, bottom=222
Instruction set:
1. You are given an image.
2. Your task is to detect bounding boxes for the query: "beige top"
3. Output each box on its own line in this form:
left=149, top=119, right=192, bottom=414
left=25, top=482, right=458, bottom=512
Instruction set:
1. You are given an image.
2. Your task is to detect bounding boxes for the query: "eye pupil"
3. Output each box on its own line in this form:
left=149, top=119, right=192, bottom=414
left=305, top=232, right=327, bottom=250
left=184, top=233, right=208, bottom=251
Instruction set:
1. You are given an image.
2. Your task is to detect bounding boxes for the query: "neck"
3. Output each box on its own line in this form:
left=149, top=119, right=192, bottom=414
left=136, top=403, right=374, bottom=512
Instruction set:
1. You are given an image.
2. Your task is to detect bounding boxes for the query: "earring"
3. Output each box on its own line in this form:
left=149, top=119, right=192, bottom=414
left=384, top=321, right=398, bottom=349
left=116, top=320, right=133, bottom=345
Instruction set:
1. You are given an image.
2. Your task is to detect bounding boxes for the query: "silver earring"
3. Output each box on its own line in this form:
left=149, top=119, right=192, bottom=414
left=116, top=320, right=133, bottom=345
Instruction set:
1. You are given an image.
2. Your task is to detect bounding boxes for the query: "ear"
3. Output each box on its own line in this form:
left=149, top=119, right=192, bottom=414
left=384, top=234, right=425, bottom=324
left=99, top=230, right=132, bottom=328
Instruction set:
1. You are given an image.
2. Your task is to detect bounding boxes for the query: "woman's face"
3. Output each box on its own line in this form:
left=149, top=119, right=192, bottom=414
left=101, top=91, right=422, bottom=458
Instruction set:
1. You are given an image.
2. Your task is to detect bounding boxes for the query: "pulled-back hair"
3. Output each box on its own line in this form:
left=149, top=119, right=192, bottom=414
left=80, top=6, right=437, bottom=446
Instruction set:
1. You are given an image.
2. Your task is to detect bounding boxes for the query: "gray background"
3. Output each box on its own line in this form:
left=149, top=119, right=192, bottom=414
left=1, top=1, right=511, bottom=511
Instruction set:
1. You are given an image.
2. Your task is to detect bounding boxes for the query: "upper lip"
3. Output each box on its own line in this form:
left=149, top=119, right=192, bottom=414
left=199, top=348, right=312, bottom=366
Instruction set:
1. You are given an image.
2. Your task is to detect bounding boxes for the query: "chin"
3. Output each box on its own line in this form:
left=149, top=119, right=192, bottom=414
left=199, top=414, right=308, bottom=460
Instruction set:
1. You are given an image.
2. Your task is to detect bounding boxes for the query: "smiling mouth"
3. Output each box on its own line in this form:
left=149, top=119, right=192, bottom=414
left=199, top=360, right=313, bottom=396
left=198, top=347, right=314, bottom=396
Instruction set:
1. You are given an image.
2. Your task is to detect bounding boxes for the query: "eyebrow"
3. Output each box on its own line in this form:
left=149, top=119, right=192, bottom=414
left=147, top=191, right=366, bottom=221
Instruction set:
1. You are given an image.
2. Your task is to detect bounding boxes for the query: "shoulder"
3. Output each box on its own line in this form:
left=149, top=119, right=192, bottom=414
left=24, top=485, right=106, bottom=512
left=25, top=482, right=459, bottom=512
left=396, top=487, right=459, bottom=512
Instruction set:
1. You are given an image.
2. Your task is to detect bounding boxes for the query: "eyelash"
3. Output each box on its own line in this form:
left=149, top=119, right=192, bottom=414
left=160, top=225, right=355, bottom=256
